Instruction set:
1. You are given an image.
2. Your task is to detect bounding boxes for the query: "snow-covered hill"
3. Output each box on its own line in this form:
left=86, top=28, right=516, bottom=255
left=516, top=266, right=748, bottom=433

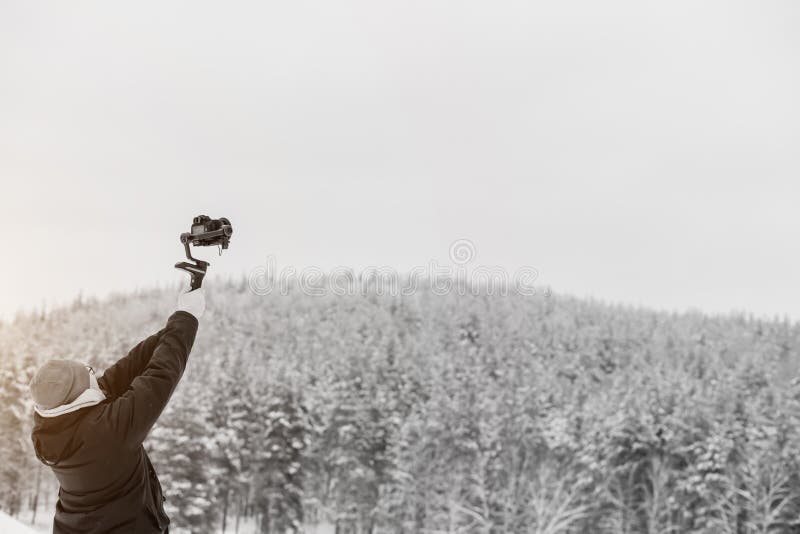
left=0, top=512, right=41, bottom=534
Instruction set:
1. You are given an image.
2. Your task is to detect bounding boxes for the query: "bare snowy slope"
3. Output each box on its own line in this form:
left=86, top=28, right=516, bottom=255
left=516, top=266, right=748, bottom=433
left=0, top=512, right=40, bottom=533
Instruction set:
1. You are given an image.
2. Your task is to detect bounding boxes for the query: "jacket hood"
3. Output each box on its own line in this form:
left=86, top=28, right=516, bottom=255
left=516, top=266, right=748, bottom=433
left=35, top=387, right=106, bottom=418
left=31, top=409, right=88, bottom=466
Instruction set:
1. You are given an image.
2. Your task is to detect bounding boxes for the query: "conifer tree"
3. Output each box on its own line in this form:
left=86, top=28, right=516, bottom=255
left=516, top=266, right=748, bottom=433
left=251, top=387, right=307, bottom=534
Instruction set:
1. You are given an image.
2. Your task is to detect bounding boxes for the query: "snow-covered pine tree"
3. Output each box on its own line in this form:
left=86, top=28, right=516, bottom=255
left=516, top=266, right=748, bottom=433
left=147, top=382, right=219, bottom=533
left=206, top=349, right=254, bottom=533
left=251, top=386, right=307, bottom=534
left=0, top=361, right=34, bottom=516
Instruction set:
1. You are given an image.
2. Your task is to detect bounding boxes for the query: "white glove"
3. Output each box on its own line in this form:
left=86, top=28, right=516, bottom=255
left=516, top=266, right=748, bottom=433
left=176, top=288, right=206, bottom=319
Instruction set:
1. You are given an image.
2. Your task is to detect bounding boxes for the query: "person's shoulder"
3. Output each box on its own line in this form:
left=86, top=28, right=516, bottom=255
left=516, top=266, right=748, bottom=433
left=80, top=401, right=127, bottom=441
left=84, top=396, right=150, bottom=450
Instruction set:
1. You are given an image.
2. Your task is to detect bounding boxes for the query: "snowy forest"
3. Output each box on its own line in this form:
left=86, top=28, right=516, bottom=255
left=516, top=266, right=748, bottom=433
left=2, top=280, right=800, bottom=533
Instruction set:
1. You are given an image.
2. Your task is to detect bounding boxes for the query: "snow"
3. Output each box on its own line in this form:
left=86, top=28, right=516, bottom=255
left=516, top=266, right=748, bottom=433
left=0, top=512, right=42, bottom=534
left=2, top=508, right=334, bottom=534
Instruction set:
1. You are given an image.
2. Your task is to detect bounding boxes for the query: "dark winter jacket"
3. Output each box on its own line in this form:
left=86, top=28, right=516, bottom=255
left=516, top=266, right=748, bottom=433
left=31, top=311, right=199, bottom=534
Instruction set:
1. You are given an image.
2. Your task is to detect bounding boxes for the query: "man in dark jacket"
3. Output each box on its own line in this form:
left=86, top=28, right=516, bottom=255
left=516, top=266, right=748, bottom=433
left=29, top=289, right=205, bottom=534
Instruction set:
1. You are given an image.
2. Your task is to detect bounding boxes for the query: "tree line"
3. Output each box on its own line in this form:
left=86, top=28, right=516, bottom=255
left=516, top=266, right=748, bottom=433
left=1, top=280, right=800, bottom=533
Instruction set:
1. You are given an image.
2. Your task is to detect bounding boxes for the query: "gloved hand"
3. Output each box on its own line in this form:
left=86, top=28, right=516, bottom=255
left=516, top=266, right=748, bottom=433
left=176, top=288, right=206, bottom=319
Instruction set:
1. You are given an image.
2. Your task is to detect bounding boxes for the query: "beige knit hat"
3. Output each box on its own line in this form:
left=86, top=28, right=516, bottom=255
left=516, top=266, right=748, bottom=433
left=29, top=360, right=91, bottom=411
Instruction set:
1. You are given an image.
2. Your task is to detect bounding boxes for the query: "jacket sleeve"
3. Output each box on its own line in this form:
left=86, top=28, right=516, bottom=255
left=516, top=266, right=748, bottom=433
left=105, top=311, right=199, bottom=447
left=98, top=328, right=168, bottom=400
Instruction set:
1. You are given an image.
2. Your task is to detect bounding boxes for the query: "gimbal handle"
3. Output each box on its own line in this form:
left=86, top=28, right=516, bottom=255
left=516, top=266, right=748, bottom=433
left=175, top=239, right=209, bottom=290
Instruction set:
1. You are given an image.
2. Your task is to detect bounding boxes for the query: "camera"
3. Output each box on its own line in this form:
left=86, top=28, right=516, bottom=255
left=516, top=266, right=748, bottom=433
left=182, top=215, right=233, bottom=249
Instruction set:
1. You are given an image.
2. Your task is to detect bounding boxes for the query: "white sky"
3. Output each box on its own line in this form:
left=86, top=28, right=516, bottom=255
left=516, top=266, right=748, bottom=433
left=1, top=1, right=799, bottom=320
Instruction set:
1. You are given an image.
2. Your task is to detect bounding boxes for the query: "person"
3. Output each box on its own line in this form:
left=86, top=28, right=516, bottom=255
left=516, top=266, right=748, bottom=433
left=29, top=289, right=206, bottom=534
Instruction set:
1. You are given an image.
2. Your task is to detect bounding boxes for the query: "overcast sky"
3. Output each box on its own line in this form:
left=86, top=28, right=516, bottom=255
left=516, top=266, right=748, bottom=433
left=1, top=1, right=799, bottom=320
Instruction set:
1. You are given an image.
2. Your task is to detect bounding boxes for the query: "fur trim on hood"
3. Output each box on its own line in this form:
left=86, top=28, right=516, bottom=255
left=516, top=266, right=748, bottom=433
left=34, top=388, right=106, bottom=418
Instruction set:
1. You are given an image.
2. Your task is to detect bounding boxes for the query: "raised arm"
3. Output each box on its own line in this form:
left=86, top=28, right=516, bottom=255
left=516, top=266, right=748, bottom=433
left=98, top=328, right=168, bottom=400
left=106, top=309, right=200, bottom=446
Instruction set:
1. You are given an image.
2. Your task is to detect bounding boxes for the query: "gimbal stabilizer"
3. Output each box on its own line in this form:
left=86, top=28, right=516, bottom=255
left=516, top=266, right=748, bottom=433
left=174, top=215, right=233, bottom=290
